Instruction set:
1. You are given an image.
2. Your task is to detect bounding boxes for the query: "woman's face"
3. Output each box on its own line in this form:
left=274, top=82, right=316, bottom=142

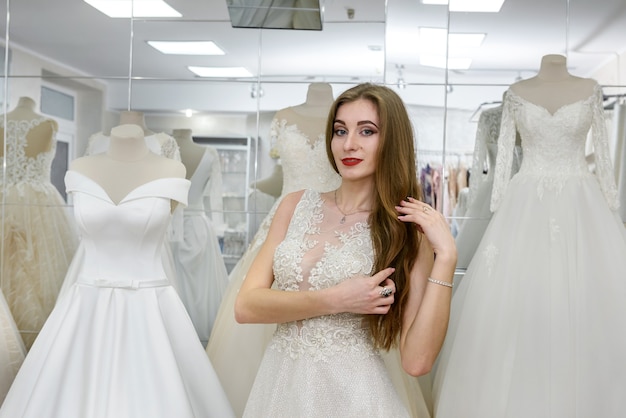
left=331, top=98, right=381, bottom=183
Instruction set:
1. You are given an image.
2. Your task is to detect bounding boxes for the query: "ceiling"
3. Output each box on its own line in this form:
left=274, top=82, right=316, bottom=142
left=2, top=0, right=626, bottom=114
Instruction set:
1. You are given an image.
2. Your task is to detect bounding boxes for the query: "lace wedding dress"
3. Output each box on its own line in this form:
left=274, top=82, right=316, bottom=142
left=206, top=109, right=342, bottom=416
left=1, top=116, right=78, bottom=349
left=0, top=172, right=234, bottom=418
left=243, top=189, right=409, bottom=417
left=433, top=82, right=626, bottom=418
left=208, top=108, right=432, bottom=418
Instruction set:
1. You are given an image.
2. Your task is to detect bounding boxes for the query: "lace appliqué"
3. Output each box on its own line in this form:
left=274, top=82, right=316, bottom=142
left=270, top=189, right=376, bottom=361
left=549, top=218, right=560, bottom=242
left=491, top=83, right=618, bottom=210
left=482, top=243, right=499, bottom=277
left=1, top=117, right=57, bottom=194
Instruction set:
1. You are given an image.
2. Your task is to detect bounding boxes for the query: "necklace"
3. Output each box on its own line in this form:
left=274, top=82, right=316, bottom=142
left=334, top=190, right=371, bottom=224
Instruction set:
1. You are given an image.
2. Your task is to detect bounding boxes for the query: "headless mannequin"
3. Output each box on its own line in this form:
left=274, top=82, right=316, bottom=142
left=509, top=54, right=597, bottom=114
left=0, top=96, right=58, bottom=157
left=250, top=164, right=283, bottom=198
left=70, top=124, right=185, bottom=209
left=289, top=82, right=334, bottom=118
left=172, top=129, right=204, bottom=179
left=119, top=110, right=155, bottom=135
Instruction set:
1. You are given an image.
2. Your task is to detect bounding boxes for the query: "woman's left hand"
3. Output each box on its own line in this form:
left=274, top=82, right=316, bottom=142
left=396, top=197, right=456, bottom=259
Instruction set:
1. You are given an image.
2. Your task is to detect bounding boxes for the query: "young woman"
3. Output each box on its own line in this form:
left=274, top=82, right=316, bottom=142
left=235, top=83, right=457, bottom=417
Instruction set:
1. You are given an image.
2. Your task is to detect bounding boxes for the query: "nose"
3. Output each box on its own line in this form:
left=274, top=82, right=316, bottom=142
left=343, top=131, right=358, bottom=151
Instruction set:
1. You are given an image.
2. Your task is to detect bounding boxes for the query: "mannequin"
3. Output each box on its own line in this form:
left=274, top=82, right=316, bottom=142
left=250, top=163, right=283, bottom=198
left=72, top=124, right=184, bottom=206
left=169, top=128, right=229, bottom=345
left=85, top=111, right=180, bottom=161
left=509, top=54, right=596, bottom=113
left=0, top=122, right=236, bottom=417
left=172, top=128, right=204, bottom=178
left=119, top=110, right=155, bottom=135
left=0, top=97, right=58, bottom=157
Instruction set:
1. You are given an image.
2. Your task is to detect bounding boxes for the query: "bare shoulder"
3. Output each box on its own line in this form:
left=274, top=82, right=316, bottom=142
left=276, top=190, right=306, bottom=216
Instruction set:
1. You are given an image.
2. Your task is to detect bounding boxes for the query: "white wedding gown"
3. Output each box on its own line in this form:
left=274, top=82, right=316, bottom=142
left=244, top=190, right=409, bottom=417
left=433, top=82, right=626, bottom=418
left=0, top=116, right=78, bottom=349
left=169, top=147, right=229, bottom=345
left=207, top=108, right=432, bottom=418
left=0, top=172, right=234, bottom=418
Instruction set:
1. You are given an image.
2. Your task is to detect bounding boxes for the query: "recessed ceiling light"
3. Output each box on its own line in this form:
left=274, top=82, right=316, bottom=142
left=188, top=66, right=254, bottom=78
left=84, top=0, right=182, bottom=18
left=421, top=0, right=506, bottom=13
left=419, top=28, right=485, bottom=53
left=147, top=41, right=225, bottom=55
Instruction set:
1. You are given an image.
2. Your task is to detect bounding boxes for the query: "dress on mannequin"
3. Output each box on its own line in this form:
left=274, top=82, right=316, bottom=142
left=59, top=111, right=183, bottom=298
left=453, top=104, right=522, bottom=275
left=207, top=82, right=433, bottom=418
left=168, top=128, right=229, bottom=346
left=206, top=82, right=342, bottom=417
left=0, top=124, right=235, bottom=418
left=433, top=55, right=626, bottom=418
left=0, top=96, right=78, bottom=349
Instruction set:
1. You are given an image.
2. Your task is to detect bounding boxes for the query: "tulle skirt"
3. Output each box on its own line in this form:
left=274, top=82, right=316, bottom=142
left=433, top=174, right=626, bottom=418
left=1, top=183, right=78, bottom=348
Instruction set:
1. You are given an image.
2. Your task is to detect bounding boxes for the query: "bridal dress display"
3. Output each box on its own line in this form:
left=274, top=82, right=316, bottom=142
left=433, top=82, right=626, bottom=418
left=85, top=130, right=181, bottom=161
left=243, top=189, right=409, bottom=418
left=0, top=171, right=234, bottom=418
left=453, top=105, right=522, bottom=277
left=0, top=115, right=78, bottom=349
left=169, top=146, right=229, bottom=345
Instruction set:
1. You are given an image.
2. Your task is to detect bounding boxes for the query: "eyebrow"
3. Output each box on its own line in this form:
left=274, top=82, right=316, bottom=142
left=334, top=119, right=380, bottom=129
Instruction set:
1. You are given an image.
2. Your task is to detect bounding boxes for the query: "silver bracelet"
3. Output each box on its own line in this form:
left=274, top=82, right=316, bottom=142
left=427, top=277, right=453, bottom=288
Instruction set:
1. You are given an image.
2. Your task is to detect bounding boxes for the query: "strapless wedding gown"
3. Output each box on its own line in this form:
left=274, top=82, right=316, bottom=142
left=433, top=83, right=626, bottom=418
left=0, top=172, right=234, bottom=418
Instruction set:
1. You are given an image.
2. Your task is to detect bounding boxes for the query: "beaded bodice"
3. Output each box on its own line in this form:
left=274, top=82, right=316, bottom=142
left=1, top=117, right=56, bottom=188
left=270, top=189, right=376, bottom=361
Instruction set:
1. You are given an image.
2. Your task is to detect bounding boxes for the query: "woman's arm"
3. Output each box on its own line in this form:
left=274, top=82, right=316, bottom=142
left=235, top=191, right=397, bottom=325
left=395, top=197, right=457, bottom=376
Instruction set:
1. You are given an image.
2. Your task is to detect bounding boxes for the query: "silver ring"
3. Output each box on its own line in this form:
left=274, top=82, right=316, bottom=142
left=380, top=287, right=393, bottom=297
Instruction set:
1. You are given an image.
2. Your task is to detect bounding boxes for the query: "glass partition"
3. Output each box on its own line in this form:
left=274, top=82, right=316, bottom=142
left=1, top=0, right=625, bottom=346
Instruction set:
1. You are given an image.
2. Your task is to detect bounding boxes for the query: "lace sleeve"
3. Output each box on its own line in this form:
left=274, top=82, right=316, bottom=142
left=203, top=146, right=227, bottom=236
left=490, top=92, right=517, bottom=212
left=590, top=83, right=620, bottom=210
left=469, top=111, right=491, bottom=205
left=269, top=116, right=281, bottom=159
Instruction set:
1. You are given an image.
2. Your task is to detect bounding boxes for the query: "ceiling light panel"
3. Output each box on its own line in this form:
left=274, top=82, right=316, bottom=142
left=421, top=0, right=506, bottom=13
left=188, top=66, right=254, bottom=78
left=84, top=0, right=182, bottom=18
left=147, top=41, right=225, bottom=55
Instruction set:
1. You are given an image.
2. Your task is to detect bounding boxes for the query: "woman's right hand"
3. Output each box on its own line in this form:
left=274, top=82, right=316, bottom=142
left=329, top=267, right=397, bottom=315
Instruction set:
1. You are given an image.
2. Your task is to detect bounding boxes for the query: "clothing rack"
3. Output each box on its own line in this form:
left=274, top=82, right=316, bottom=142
left=469, top=100, right=502, bottom=122
left=603, top=93, right=626, bottom=110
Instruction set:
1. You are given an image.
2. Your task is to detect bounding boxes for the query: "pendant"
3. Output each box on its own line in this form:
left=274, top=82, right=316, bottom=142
left=340, top=215, right=346, bottom=224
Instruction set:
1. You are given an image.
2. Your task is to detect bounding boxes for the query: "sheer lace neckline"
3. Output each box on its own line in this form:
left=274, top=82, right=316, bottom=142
left=507, top=85, right=598, bottom=117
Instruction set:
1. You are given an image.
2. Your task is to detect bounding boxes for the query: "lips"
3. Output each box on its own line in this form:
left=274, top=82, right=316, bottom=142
left=341, top=158, right=362, bottom=166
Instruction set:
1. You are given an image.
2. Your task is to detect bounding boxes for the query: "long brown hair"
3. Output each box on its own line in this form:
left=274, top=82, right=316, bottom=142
left=325, top=83, right=423, bottom=350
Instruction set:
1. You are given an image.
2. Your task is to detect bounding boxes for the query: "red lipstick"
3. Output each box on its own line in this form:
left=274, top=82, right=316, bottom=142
left=341, top=158, right=362, bottom=166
